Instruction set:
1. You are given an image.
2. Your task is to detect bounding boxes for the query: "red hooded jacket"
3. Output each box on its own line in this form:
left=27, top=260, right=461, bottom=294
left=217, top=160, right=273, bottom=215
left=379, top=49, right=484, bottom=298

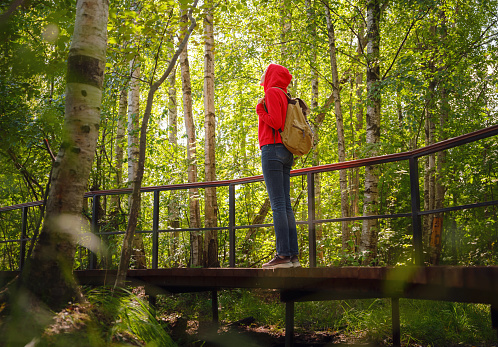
left=256, top=64, right=292, bottom=148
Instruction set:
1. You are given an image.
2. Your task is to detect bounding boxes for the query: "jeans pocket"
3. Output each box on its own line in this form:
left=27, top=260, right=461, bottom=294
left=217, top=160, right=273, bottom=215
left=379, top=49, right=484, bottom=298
left=275, top=145, right=293, bottom=166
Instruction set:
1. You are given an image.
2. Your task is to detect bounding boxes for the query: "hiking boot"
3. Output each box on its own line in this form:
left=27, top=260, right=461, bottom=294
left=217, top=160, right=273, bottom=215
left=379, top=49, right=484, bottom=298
left=262, top=255, right=293, bottom=269
left=291, top=255, right=301, bottom=268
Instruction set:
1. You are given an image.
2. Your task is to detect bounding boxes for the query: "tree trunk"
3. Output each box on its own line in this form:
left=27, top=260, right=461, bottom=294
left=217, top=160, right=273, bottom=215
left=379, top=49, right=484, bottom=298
left=21, top=0, right=108, bottom=310
left=127, top=61, right=140, bottom=187
left=325, top=5, right=350, bottom=252
left=430, top=14, right=448, bottom=265
left=114, top=2, right=198, bottom=287
left=126, top=60, right=147, bottom=270
left=351, top=23, right=366, bottom=247
left=110, top=87, right=127, bottom=210
left=167, top=42, right=180, bottom=265
left=180, top=8, right=203, bottom=267
left=245, top=198, right=271, bottom=242
left=203, top=2, right=219, bottom=268
left=280, top=0, right=292, bottom=67
left=360, top=0, right=381, bottom=264
left=423, top=22, right=437, bottom=261
left=304, top=0, right=322, bottom=259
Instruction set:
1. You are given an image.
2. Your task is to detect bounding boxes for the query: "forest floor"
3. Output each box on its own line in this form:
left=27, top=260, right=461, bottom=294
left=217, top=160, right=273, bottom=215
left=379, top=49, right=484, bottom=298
left=163, top=315, right=398, bottom=347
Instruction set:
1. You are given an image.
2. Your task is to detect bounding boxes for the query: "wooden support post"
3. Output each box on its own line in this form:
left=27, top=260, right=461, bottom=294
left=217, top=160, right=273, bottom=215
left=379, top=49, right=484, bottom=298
left=392, top=297, right=401, bottom=346
left=19, top=206, right=28, bottom=270
left=152, top=190, right=160, bottom=269
left=409, top=157, right=423, bottom=266
left=285, top=301, right=295, bottom=347
left=212, top=290, right=218, bottom=323
left=307, top=172, right=316, bottom=268
left=90, top=195, right=100, bottom=269
left=229, top=184, right=236, bottom=267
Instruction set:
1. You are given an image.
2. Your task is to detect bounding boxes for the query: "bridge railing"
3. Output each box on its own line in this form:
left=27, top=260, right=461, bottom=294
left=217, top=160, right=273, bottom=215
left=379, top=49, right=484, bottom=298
left=1, top=124, right=498, bottom=270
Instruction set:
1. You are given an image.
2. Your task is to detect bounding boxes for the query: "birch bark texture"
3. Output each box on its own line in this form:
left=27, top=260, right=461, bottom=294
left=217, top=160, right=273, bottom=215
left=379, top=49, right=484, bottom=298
left=21, top=0, right=108, bottom=309
left=203, top=1, right=219, bottom=267
left=110, top=87, right=127, bottom=210
left=179, top=8, right=203, bottom=267
left=360, top=0, right=382, bottom=263
left=325, top=5, right=350, bottom=252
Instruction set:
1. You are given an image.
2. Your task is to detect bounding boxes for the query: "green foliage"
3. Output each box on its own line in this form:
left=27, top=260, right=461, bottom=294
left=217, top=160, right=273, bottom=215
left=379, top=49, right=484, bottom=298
left=157, top=290, right=498, bottom=346
left=34, top=286, right=177, bottom=346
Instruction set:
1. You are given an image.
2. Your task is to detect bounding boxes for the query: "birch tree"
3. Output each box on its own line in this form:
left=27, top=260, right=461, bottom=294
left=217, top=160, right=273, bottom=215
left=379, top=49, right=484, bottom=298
left=359, top=0, right=382, bottom=263
left=20, top=0, right=109, bottom=310
left=166, top=38, right=181, bottom=262
left=179, top=7, right=203, bottom=267
left=110, top=87, right=127, bottom=211
left=325, top=4, right=350, bottom=252
left=126, top=59, right=147, bottom=269
left=203, top=0, right=219, bottom=267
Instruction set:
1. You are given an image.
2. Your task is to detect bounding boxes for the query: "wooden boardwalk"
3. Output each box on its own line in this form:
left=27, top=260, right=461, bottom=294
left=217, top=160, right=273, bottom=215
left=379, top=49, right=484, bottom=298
left=70, top=266, right=498, bottom=304
left=1, top=266, right=497, bottom=346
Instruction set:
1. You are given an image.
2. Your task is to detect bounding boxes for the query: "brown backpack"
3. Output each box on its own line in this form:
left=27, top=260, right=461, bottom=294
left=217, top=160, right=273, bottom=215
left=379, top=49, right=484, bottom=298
left=272, top=87, right=314, bottom=156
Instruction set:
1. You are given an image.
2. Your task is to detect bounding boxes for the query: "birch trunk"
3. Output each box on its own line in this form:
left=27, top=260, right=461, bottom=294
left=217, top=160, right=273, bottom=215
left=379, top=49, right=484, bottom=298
left=180, top=8, right=202, bottom=267
left=126, top=61, right=147, bottom=269
left=127, top=61, right=140, bottom=187
left=203, top=2, right=219, bottom=267
left=424, top=38, right=437, bottom=262
left=21, top=0, right=108, bottom=310
left=280, top=0, right=292, bottom=67
left=431, top=15, right=448, bottom=264
left=325, top=5, right=350, bottom=252
left=352, top=24, right=366, bottom=247
left=306, top=0, right=322, bottom=258
left=110, top=87, right=127, bottom=210
left=167, top=45, right=180, bottom=264
left=360, top=0, right=381, bottom=263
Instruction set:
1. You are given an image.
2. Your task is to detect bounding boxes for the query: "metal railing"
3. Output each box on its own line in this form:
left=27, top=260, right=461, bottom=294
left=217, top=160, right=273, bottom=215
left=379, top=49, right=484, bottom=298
left=1, top=124, right=498, bottom=270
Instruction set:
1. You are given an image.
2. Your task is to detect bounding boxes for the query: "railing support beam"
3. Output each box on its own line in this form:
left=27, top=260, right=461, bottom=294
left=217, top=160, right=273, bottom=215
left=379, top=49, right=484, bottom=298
left=229, top=184, right=236, bottom=267
left=152, top=190, right=160, bottom=269
left=409, top=157, right=423, bottom=266
left=307, top=173, right=316, bottom=267
left=19, top=206, right=28, bottom=270
left=90, top=195, right=100, bottom=270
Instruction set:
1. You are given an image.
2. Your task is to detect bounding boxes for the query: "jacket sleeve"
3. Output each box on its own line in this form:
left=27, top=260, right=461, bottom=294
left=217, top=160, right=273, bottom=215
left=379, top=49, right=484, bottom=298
left=256, top=88, right=285, bottom=130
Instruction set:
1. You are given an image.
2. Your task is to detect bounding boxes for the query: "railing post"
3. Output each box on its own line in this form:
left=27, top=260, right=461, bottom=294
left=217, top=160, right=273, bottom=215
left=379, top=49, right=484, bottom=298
left=409, top=157, right=423, bottom=266
left=152, top=190, right=160, bottom=269
left=89, top=195, right=100, bottom=270
left=229, top=184, right=236, bottom=267
left=307, top=172, right=316, bottom=268
left=19, top=206, right=28, bottom=270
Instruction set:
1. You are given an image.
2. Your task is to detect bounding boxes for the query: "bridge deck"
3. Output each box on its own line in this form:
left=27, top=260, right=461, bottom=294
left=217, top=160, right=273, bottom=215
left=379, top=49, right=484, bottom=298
left=2, top=266, right=497, bottom=304
left=70, top=266, right=498, bottom=305
left=2, top=266, right=497, bottom=346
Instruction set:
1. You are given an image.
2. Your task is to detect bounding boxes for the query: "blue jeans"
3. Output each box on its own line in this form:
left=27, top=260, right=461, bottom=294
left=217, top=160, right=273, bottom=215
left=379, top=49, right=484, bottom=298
left=261, top=144, right=298, bottom=257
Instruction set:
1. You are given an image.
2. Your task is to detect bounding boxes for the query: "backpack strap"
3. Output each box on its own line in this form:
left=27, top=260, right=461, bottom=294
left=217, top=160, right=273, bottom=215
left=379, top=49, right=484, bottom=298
left=270, top=87, right=290, bottom=135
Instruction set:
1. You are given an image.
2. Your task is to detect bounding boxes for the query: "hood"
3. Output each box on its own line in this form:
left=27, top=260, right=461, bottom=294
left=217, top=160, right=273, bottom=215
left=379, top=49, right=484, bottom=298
left=260, top=64, right=292, bottom=93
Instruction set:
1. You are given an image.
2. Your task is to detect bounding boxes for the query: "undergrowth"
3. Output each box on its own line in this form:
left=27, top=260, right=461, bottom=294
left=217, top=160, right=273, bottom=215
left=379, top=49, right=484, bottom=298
left=158, top=289, right=498, bottom=346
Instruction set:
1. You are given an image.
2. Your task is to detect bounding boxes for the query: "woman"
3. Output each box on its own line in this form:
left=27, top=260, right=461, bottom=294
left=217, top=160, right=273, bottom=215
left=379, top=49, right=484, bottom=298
left=256, top=63, right=301, bottom=269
